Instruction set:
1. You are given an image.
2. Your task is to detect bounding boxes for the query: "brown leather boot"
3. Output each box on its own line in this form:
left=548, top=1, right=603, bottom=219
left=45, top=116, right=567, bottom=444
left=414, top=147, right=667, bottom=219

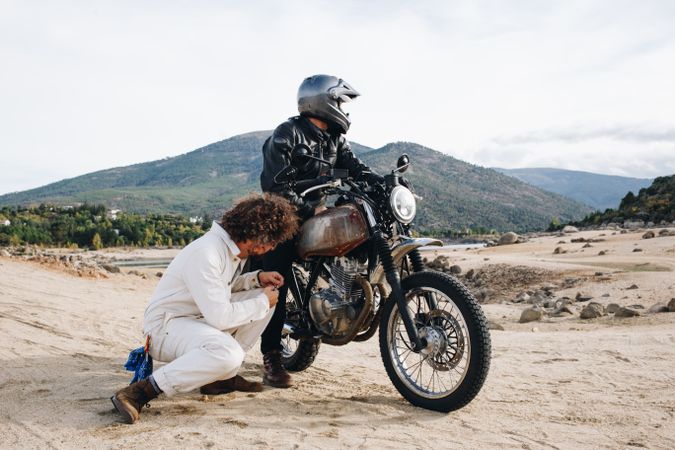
left=111, top=379, right=159, bottom=424
left=262, top=350, right=292, bottom=388
left=199, top=375, right=264, bottom=395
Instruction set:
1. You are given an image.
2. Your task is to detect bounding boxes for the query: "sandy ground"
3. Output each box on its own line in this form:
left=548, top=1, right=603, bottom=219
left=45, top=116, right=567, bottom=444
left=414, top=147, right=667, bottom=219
left=1, top=229, right=674, bottom=449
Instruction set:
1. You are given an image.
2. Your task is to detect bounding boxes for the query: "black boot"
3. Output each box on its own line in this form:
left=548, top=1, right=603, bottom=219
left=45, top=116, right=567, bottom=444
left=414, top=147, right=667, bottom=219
left=111, top=379, right=159, bottom=424
left=263, top=350, right=292, bottom=388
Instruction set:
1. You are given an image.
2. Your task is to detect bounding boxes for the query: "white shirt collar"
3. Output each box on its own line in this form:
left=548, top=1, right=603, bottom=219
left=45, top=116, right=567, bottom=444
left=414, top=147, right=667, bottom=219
left=210, top=221, right=242, bottom=257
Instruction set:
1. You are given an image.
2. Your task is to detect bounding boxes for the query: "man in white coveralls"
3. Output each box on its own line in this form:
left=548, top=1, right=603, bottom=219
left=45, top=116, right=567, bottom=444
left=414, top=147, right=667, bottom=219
left=111, top=193, right=300, bottom=424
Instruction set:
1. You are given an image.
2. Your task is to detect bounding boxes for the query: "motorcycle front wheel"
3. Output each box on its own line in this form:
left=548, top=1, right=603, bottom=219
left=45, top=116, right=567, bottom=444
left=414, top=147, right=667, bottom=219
left=379, top=271, right=491, bottom=412
left=280, top=267, right=321, bottom=372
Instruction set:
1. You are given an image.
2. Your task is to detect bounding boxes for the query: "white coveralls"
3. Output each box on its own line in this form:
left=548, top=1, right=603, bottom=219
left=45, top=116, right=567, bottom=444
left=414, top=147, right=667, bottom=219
left=143, top=221, right=273, bottom=397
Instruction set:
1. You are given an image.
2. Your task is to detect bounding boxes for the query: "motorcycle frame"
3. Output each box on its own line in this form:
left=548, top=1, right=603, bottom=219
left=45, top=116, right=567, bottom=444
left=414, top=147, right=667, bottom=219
left=284, top=198, right=444, bottom=350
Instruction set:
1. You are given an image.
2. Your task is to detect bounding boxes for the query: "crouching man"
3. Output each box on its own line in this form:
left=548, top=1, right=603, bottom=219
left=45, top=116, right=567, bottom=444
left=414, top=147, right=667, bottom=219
left=111, top=193, right=299, bottom=424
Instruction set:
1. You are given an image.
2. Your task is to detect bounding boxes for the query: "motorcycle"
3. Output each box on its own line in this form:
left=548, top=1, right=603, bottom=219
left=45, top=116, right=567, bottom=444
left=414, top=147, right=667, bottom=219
left=273, top=145, right=491, bottom=412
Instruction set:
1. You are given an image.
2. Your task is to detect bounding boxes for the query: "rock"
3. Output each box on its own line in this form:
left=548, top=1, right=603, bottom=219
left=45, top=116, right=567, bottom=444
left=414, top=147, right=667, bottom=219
left=668, top=298, right=675, bottom=312
left=156, top=271, right=164, bottom=278
left=601, top=293, right=610, bottom=298
left=519, top=307, right=544, bottom=323
left=0, top=249, right=10, bottom=257
left=571, top=237, right=586, bottom=243
left=449, top=265, right=462, bottom=275
left=498, top=232, right=519, bottom=246
left=648, top=303, right=669, bottom=314
left=624, top=220, right=645, bottom=229
left=627, top=304, right=645, bottom=309
left=100, top=264, right=121, bottom=274
left=607, top=303, right=621, bottom=314
left=626, top=284, right=639, bottom=290
left=582, top=243, right=593, bottom=248
left=642, top=231, right=655, bottom=239
left=465, top=268, right=475, bottom=280
left=514, top=292, right=530, bottom=304
left=614, top=307, right=641, bottom=318
left=562, top=225, right=579, bottom=233
left=598, top=250, right=607, bottom=256
left=659, top=229, right=670, bottom=236
left=580, top=302, right=606, bottom=319
left=557, top=240, right=567, bottom=244
left=575, top=292, right=593, bottom=302
left=487, top=321, right=505, bottom=331
left=553, top=247, right=567, bottom=254
left=632, top=248, right=643, bottom=252
left=540, top=283, right=558, bottom=292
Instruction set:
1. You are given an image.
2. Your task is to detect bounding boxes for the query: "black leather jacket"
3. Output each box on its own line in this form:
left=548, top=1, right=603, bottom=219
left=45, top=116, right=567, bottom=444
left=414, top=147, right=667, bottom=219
left=260, top=116, right=374, bottom=219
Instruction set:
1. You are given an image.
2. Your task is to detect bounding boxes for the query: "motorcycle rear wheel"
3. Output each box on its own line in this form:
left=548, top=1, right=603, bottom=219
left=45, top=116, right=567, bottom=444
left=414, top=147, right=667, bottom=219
left=379, top=271, right=491, bottom=412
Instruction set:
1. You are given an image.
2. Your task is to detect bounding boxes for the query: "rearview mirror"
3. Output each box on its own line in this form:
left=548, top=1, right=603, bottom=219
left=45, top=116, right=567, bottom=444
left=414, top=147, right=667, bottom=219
left=396, top=154, right=410, bottom=173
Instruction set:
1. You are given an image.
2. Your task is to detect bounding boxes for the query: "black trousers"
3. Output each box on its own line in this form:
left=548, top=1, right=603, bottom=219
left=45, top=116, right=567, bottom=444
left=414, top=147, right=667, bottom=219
left=260, top=238, right=297, bottom=354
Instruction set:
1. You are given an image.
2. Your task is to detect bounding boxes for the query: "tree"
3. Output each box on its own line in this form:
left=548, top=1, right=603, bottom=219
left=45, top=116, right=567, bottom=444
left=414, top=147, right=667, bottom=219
left=91, top=232, right=103, bottom=250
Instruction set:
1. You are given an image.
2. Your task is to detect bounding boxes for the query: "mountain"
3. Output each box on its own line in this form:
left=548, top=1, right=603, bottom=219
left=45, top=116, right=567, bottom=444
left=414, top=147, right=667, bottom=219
left=494, top=167, right=653, bottom=211
left=0, top=133, right=592, bottom=232
left=574, top=174, right=675, bottom=226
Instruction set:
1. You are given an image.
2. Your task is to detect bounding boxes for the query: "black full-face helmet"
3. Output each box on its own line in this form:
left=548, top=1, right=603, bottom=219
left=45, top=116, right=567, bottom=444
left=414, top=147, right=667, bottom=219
left=297, top=75, right=360, bottom=134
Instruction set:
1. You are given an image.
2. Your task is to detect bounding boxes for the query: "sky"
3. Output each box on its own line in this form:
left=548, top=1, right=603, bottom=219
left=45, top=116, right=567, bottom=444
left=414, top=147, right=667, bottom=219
left=1, top=0, right=675, bottom=195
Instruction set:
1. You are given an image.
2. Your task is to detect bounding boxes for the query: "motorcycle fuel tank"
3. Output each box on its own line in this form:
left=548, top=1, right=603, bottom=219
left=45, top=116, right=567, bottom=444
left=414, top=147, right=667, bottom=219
left=297, top=204, right=369, bottom=259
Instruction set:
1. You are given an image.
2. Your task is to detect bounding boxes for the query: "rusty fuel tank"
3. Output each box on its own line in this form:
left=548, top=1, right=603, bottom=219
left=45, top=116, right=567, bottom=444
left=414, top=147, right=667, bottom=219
left=297, top=204, right=369, bottom=259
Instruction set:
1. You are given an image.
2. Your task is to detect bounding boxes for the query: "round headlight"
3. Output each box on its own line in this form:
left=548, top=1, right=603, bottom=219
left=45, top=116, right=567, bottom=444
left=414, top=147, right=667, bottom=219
left=389, top=185, right=416, bottom=224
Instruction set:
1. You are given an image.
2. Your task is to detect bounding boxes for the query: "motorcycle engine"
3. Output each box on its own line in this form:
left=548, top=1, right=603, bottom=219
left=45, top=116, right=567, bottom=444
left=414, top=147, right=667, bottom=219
left=309, top=257, right=367, bottom=337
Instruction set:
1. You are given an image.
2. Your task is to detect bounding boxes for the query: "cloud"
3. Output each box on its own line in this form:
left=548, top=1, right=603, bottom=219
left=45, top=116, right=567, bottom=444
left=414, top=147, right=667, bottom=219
left=493, top=124, right=675, bottom=145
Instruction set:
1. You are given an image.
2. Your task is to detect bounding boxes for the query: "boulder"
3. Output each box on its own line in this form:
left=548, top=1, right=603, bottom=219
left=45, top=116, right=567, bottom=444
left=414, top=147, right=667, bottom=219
left=487, top=321, right=505, bottom=331
left=659, top=229, right=670, bottom=236
left=465, top=268, right=475, bottom=280
left=498, top=232, right=519, bottom=246
left=598, top=250, right=607, bottom=256
left=514, top=292, right=530, bottom=304
left=582, top=243, right=593, bottom=248
left=606, top=303, right=621, bottom=314
left=580, top=302, right=606, bottom=319
left=626, top=284, right=639, bottom=290
left=553, top=247, right=567, bottom=254
left=449, top=265, right=462, bottom=275
left=642, top=231, right=655, bottom=239
left=100, top=264, right=120, bottom=274
left=614, top=307, right=641, bottom=318
left=575, top=292, right=593, bottom=302
left=562, top=225, right=579, bottom=233
left=633, top=248, right=643, bottom=252
left=0, top=249, right=10, bottom=257
left=519, top=307, right=544, bottom=323
left=648, top=304, right=669, bottom=314
left=668, top=298, right=675, bottom=312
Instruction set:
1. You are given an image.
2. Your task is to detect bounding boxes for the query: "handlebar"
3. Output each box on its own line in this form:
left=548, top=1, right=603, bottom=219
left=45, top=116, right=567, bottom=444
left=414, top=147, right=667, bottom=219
left=299, top=179, right=342, bottom=197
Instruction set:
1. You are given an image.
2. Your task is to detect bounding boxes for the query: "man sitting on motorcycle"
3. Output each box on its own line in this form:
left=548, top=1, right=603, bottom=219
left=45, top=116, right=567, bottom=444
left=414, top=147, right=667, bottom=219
left=259, top=74, right=384, bottom=388
left=111, top=194, right=299, bottom=424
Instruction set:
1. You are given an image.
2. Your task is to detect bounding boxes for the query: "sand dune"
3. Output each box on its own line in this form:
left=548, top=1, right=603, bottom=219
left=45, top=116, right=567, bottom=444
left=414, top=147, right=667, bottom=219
left=1, top=229, right=674, bottom=449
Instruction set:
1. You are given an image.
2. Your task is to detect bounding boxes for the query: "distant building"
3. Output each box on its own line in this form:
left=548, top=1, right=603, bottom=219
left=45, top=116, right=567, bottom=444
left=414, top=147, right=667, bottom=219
left=1, top=219, right=9, bottom=226
left=189, top=216, right=203, bottom=224
left=109, top=209, right=122, bottom=220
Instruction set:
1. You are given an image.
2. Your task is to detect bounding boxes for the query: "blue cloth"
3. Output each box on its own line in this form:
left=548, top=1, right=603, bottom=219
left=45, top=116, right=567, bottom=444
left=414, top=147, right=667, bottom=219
left=124, top=346, right=153, bottom=384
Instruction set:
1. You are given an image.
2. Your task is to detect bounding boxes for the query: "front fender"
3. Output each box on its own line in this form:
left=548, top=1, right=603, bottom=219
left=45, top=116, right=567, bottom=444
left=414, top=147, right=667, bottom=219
left=370, top=237, right=443, bottom=297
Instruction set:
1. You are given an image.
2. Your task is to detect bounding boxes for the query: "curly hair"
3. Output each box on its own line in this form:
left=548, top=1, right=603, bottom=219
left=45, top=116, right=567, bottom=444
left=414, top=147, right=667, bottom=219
left=221, top=193, right=300, bottom=245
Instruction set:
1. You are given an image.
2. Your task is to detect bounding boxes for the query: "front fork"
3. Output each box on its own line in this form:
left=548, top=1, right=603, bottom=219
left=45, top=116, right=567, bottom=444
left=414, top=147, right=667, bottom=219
left=372, top=230, right=426, bottom=352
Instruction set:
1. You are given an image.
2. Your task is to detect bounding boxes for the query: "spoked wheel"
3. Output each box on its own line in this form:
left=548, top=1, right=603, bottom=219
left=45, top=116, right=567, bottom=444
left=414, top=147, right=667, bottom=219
left=280, top=267, right=321, bottom=372
left=379, top=271, right=491, bottom=412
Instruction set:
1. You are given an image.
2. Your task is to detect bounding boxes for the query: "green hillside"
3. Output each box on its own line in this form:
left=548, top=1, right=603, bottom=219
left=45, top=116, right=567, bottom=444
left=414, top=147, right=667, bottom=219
left=574, top=175, right=675, bottom=226
left=0, top=133, right=593, bottom=232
